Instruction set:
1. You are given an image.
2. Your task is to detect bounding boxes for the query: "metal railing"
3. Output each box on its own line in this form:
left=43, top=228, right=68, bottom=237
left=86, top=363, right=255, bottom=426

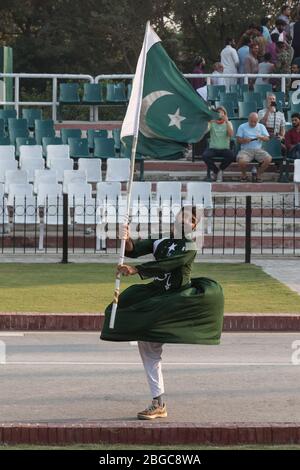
left=1, top=195, right=299, bottom=262
left=1, top=72, right=300, bottom=122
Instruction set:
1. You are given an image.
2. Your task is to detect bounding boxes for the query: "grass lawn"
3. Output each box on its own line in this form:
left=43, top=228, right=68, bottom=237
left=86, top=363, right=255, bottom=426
left=0, top=263, right=299, bottom=314
left=1, top=443, right=300, bottom=450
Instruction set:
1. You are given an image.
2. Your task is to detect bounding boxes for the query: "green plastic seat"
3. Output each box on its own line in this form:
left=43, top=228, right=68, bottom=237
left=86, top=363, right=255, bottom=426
left=68, top=137, right=90, bottom=158
left=219, top=92, right=239, bottom=106
left=59, top=83, right=80, bottom=104
left=290, top=102, right=300, bottom=113
left=94, top=137, right=115, bottom=159
left=106, top=82, right=127, bottom=102
left=262, top=138, right=286, bottom=181
left=207, top=85, right=226, bottom=102
left=61, top=128, right=81, bottom=145
left=254, top=83, right=272, bottom=97
left=34, top=120, right=55, bottom=145
left=0, top=109, right=17, bottom=127
left=22, top=108, right=42, bottom=130
left=0, top=118, right=5, bottom=137
left=0, top=136, right=10, bottom=145
left=8, top=118, right=28, bottom=132
left=82, top=83, right=104, bottom=104
left=87, top=129, right=108, bottom=149
left=238, top=101, right=258, bottom=118
left=42, top=136, right=63, bottom=154
left=9, top=127, right=29, bottom=145
left=112, top=128, right=121, bottom=151
left=243, top=92, right=263, bottom=109
left=214, top=101, right=236, bottom=119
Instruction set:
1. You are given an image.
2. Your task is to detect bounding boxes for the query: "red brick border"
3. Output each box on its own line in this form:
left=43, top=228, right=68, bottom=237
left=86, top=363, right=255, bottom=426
left=0, top=422, right=299, bottom=445
left=0, top=313, right=299, bottom=332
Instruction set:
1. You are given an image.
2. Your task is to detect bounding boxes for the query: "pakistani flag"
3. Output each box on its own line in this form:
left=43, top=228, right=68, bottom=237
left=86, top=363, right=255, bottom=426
left=121, top=22, right=217, bottom=160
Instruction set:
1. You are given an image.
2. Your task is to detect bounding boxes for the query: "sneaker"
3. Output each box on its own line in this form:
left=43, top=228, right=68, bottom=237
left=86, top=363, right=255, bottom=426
left=137, top=399, right=168, bottom=420
left=216, top=170, right=223, bottom=182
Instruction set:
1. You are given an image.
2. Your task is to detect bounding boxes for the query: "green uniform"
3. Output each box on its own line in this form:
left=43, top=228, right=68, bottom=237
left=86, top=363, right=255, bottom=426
left=100, top=237, right=224, bottom=345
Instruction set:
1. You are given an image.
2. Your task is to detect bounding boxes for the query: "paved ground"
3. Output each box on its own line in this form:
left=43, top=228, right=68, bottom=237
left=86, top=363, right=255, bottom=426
left=0, top=332, right=300, bottom=423
left=254, top=259, right=300, bottom=296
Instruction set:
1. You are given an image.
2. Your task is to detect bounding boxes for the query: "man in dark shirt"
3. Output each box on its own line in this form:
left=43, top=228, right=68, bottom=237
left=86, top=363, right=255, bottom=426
left=285, top=112, right=300, bottom=159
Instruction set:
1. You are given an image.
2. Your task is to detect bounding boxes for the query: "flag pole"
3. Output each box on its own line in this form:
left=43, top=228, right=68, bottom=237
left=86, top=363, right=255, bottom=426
left=109, top=21, right=151, bottom=329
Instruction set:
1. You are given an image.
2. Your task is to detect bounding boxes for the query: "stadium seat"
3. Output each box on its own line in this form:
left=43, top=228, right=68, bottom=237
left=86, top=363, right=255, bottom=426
left=294, top=159, right=300, bottom=206
left=0, top=145, right=15, bottom=160
left=0, top=159, right=18, bottom=184
left=37, top=182, right=62, bottom=206
left=243, top=92, right=263, bottom=109
left=8, top=118, right=28, bottom=132
left=19, top=145, right=43, bottom=167
left=68, top=181, right=92, bottom=208
left=105, top=158, right=130, bottom=182
left=96, top=181, right=122, bottom=205
left=0, top=137, right=11, bottom=145
left=21, top=158, right=45, bottom=183
left=82, top=83, right=104, bottom=104
left=254, top=83, right=272, bottom=96
left=78, top=158, right=102, bottom=183
left=87, top=129, right=108, bottom=150
left=49, top=158, right=73, bottom=182
left=68, top=137, right=90, bottom=159
left=230, top=119, right=247, bottom=135
left=34, top=119, right=55, bottom=145
left=130, top=181, right=152, bottom=206
left=155, top=181, right=182, bottom=207
left=215, top=101, right=236, bottom=119
left=112, top=128, right=121, bottom=152
left=262, top=138, right=286, bottom=182
left=16, top=137, right=37, bottom=157
left=238, top=101, right=257, bottom=118
left=43, top=195, right=64, bottom=227
left=62, top=169, right=87, bottom=193
left=219, top=92, right=239, bottom=107
left=7, top=182, right=33, bottom=206
left=0, top=185, right=8, bottom=224
left=22, top=108, right=43, bottom=130
left=207, top=85, right=226, bottom=102
left=34, top=169, right=58, bottom=194
left=11, top=195, right=38, bottom=225
left=46, top=144, right=70, bottom=168
left=106, top=82, right=127, bottom=102
left=0, top=109, right=17, bottom=127
left=0, top=118, right=5, bottom=137
left=73, top=194, right=98, bottom=225
left=42, top=136, right=63, bottom=155
left=5, top=169, right=28, bottom=194
left=59, top=83, right=80, bottom=104
left=9, top=127, right=29, bottom=145
left=61, top=128, right=82, bottom=145
left=94, top=137, right=115, bottom=159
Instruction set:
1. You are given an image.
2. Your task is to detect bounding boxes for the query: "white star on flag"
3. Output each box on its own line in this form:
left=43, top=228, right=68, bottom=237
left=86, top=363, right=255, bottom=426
left=167, top=243, right=177, bottom=256
left=168, top=108, right=186, bottom=130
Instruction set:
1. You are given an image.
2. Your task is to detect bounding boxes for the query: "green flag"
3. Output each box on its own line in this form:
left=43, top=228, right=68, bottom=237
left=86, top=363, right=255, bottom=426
left=121, top=22, right=217, bottom=160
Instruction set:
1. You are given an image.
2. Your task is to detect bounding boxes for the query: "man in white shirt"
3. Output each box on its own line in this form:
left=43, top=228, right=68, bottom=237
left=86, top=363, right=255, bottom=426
left=211, top=62, right=226, bottom=86
left=220, top=38, right=240, bottom=91
left=258, top=94, right=286, bottom=139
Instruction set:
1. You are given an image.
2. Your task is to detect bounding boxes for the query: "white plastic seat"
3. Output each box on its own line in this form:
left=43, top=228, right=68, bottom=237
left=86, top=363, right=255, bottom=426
left=72, top=194, right=98, bottom=225
left=12, top=195, right=38, bottom=224
left=155, top=181, right=182, bottom=207
left=37, top=182, right=62, bottom=206
left=49, top=158, right=73, bottom=182
left=46, top=144, right=70, bottom=168
left=294, top=159, right=300, bottom=206
left=68, top=182, right=92, bottom=207
left=43, top=195, right=64, bottom=225
left=33, top=169, right=58, bottom=194
left=105, top=158, right=130, bottom=182
left=0, top=145, right=15, bottom=160
left=63, top=169, right=87, bottom=194
left=21, top=158, right=44, bottom=182
left=4, top=169, right=28, bottom=194
left=0, top=159, right=18, bottom=184
left=7, top=183, right=33, bottom=206
left=0, top=187, right=8, bottom=224
left=19, top=145, right=43, bottom=166
left=96, top=181, right=124, bottom=250
left=78, top=158, right=102, bottom=183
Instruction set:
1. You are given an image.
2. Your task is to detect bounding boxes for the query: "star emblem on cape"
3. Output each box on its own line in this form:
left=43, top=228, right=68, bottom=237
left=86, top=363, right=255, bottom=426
left=168, top=108, right=186, bottom=130
left=167, top=243, right=177, bottom=256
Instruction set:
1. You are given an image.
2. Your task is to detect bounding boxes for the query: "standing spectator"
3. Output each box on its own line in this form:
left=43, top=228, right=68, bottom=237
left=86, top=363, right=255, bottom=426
left=277, top=4, right=292, bottom=36
left=266, top=33, right=280, bottom=63
left=275, top=41, right=293, bottom=74
left=271, top=19, right=289, bottom=42
left=261, top=16, right=272, bottom=43
left=292, top=11, right=300, bottom=59
left=258, top=94, right=286, bottom=141
left=211, top=62, right=225, bottom=86
left=244, top=43, right=259, bottom=90
left=202, top=106, right=235, bottom=182
left=237, top=35, right=251, bottom=74
left=290, top=62, right=300, bottom=89
left=220, top=38, right=240, bottom=90
left=236, top=113, right=271, bottom=182
left=253, top=28, right=268, bottom=61
left=256, top=53, right=275, bottom=84
left=191, top=57, right=206, bottom=90
left=285, top=112, right=300, bottom=159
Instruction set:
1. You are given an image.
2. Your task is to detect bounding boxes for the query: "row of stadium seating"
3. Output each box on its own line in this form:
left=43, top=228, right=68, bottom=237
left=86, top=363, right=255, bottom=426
left=59, top=82, right=131, bottom=105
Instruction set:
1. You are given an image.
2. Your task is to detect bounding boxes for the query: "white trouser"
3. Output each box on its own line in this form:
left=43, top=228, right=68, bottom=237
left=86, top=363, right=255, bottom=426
left=137, top=341, right=165, bottom=399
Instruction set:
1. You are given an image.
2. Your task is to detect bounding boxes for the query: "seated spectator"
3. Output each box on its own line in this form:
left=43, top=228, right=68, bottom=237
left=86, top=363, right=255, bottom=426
left=191, top=56, right=206, bottom=90
left=202, top=106, right=235, bottom=182
left=258, top=94, right=286, bottom=140
left=244, top=44, right=259, bottom=90
left=285, top=112, right=300, bottom=159
left=211, top=62, right=225, bottom=86
left=256, top=52, right=275, bottom=84
left=236, top=113, right=271, bottom=182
